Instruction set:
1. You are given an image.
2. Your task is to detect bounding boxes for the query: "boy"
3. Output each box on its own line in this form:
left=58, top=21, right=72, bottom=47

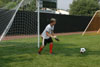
left=38, top=18, right=57, bottom=54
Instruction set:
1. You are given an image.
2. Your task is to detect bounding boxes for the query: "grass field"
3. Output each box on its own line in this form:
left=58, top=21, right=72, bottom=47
left=0, top=34, right=100, bottom=67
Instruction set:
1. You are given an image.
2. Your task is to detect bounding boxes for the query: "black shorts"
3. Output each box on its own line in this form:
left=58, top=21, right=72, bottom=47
left=42, top=37, right=53, bottom=46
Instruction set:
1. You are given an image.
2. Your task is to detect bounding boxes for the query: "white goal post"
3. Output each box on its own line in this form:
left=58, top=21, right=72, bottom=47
left=37, top=0, right=40, bottom=48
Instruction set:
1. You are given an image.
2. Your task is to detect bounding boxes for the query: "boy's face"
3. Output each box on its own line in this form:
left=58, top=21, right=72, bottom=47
left=51, top=21, right=56, bottom=26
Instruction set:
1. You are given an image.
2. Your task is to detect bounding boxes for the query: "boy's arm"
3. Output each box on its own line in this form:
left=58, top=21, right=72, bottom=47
left=46, top=32, right=56, bottom=38
left=51, top=31, right=55, bottom=36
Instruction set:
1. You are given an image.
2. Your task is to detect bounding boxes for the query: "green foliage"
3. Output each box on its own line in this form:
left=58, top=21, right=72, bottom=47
left=0, top=0, right=17, bottom=9
left=69, top=0, right=100, bottom=16
left=0, top=0, right=3, bottom=7
left=0, top=0, right=36, bottom=11
left=22, top=0, right=36, bottom=11
left=0, top=0, right=13, bottom=5
left=5, top=2, right=17, bottom=9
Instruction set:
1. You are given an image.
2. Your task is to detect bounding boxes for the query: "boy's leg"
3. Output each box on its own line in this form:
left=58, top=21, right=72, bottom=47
left=48, top=37, right=53, bottom=54
left=38, top=45, right=44, bottom=54
left=38, top=38, right=45, bottom=54
left=49, top=42, right=53, bottom=54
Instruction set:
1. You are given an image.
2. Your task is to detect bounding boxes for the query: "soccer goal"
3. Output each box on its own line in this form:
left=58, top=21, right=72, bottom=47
left=0, top=0, right=40, bottom=48
left=82, top=10, right=100, bottom=36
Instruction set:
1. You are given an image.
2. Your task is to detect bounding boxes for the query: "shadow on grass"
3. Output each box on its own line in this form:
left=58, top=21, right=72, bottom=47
left=0, top=41, right=38, bottom=56
left=86, top=51, right=100, bottom=56
left=53, top=43, right=100, bottom=57
left=53, top=43, right=80, bottom=56
left=0, top=41, right=38, bottom=67
left=0, top=56, right=33, bottom=67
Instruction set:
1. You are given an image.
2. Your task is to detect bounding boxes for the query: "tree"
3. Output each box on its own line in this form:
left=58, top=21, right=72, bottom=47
left=0, top=0, right=16, bottom=8
left=5, top=2, right=17, bottom=9
left=69, top=0, right=100, bottom=16
left=0, top=0, right=3, bottom=8
left=22, top=0, right=36, bottom=11
left=0, top=0, right=36, bottom=11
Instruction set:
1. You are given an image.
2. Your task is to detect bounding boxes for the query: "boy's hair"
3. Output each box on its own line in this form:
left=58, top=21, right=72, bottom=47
left=50, top=18, right=56, bottom=23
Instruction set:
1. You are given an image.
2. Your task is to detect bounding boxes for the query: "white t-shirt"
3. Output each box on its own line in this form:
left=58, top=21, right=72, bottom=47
left=41, top=24, right=54, bottom=39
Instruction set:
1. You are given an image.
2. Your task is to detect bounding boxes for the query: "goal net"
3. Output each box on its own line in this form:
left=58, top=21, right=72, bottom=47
left=0, top=0, right=40, bottom=47
left=82, top=10, right=100, bottom=36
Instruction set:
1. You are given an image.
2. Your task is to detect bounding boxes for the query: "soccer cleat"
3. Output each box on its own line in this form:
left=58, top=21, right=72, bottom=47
left=38, top=52, right=41, bottom=55
left=49, top=53, right=55, bottom=55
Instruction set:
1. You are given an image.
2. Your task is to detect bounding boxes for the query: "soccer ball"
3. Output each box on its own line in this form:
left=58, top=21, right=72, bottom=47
left=80, top=48, right=86, bottom=53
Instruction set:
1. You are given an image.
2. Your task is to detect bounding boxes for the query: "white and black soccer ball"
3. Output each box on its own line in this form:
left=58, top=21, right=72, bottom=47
left=80, top=48, right=86, bottom=53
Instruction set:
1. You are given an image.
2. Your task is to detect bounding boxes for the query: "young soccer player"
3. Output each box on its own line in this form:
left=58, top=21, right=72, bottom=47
left=38, top=18, right=57, bottom=55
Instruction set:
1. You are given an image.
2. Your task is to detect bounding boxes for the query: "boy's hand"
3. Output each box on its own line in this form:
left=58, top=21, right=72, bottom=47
left=51, top=36, right=56, bottom=38
left=51, top=36, right=60, bottom=41
left=55, top=38, right=60, bottom=41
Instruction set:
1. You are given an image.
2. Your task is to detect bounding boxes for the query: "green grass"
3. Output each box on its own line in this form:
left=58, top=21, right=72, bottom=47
left=0, top=34, right=100, bottom=67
